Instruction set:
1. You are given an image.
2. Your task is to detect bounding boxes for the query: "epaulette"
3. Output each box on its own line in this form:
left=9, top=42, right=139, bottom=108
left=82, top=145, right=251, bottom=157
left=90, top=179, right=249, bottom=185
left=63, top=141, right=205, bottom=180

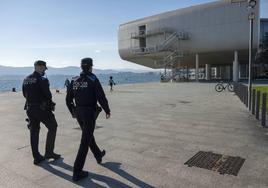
left=71, top=76, right=80, bottom=81
left=87, top=74, right=96, bottom=82
left=41, top=76, right=47, bottom=80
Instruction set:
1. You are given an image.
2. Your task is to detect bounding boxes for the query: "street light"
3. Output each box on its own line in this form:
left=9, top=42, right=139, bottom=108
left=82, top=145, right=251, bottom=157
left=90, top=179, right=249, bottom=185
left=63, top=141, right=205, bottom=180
left=247, top=0, right=257, bottom=110
left=247, top=0, right=257, bottom=8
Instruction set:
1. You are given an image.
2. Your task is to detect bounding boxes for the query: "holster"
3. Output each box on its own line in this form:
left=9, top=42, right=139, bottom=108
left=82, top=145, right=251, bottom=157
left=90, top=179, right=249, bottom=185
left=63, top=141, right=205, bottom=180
left=40, top=101, right=56, bottom=111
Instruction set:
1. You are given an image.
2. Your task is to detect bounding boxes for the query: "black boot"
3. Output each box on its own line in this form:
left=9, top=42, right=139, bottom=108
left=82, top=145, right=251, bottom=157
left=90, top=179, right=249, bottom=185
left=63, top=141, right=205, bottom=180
left=33, top=155, right=45, bottom=165
left=44, top=152, right=61, bottom=160
left=72, top=170, right=89, bottom=181
left=97, top=150, right=106, bottom=164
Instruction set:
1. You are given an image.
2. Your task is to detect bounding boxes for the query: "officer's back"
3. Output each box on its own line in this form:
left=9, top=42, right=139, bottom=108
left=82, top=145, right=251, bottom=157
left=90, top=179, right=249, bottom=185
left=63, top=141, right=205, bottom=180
left=22, top=60, right=60, bottom=165
left=72, top=72, right=97, bottom=107
left=23, top=71, right=51, bottom=105
left=66, top=61, right=110, bottom=116
left=66, top=57, right=110, bottom=181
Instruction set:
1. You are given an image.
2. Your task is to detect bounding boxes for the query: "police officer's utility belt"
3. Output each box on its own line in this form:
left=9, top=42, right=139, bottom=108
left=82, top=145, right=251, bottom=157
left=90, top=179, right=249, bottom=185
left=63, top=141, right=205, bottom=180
left=76, top=105, right=95, bottom=109
left=27, top=101, right=55, bottom=111
left=27, top=103, right=41, bottom=107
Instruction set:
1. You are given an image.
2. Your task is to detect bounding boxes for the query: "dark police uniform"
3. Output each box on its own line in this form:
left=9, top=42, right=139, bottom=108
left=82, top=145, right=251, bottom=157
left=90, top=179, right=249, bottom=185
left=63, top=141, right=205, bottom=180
left=22, top=71, right=58, bottom=163
left=66, top=71, right=110, bottom=176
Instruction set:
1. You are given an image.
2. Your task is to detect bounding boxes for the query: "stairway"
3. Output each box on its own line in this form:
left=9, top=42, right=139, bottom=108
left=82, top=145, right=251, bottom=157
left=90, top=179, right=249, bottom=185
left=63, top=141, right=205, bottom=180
left=132, top=31, right=189, bottom=55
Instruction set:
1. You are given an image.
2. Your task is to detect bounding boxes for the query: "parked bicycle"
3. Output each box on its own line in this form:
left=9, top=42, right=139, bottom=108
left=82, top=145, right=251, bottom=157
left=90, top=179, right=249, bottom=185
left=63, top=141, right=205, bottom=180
left=215, top=82, right=234, bottom=92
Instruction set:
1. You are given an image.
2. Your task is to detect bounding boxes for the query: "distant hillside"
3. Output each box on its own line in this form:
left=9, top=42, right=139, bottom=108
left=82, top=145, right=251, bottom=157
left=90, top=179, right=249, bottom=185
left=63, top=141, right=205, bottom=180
left=0, top=65, right=155, bottom=76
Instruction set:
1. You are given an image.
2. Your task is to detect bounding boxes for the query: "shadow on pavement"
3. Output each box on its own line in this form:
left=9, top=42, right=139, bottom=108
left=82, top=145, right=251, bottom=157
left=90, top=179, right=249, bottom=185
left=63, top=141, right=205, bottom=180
left=102, top=162, right=155, bottom=188
left=39, top=158, right=132, bottom=188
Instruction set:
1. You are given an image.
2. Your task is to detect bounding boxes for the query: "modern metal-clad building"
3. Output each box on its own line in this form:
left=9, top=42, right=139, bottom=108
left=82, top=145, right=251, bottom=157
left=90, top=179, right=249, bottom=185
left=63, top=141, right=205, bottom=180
left=118, top=0, right=267, bottom=81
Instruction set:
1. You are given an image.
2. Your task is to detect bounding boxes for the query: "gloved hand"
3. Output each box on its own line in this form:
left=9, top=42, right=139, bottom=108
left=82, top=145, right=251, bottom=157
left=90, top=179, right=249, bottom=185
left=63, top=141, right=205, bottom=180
left=72, top=108, right=77, bottom=118
left=25, top=118, right=31, bottom=130
left=51, top=101, right=56, bottom=111
left=106, top=113, right=111, bottom=119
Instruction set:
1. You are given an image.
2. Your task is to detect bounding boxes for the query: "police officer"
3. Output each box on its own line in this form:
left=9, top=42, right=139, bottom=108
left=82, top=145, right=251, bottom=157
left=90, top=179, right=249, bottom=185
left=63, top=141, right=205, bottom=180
left=22, top=60, right=61, bottom=165
left=66, top=58, right=110, bottom=181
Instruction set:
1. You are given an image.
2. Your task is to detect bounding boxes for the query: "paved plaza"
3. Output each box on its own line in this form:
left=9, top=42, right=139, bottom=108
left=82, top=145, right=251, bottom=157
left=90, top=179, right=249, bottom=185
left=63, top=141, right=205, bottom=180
left=0, top=82, right=268, bottom=188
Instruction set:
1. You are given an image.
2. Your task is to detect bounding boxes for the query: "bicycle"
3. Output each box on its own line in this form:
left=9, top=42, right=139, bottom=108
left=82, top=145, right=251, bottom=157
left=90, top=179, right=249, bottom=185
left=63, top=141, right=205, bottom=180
left=215, top=82, right=234, bottom=92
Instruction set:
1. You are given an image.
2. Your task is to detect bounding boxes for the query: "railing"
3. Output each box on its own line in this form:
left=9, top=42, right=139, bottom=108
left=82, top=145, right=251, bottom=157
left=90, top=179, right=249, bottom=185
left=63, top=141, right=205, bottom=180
left=131, top=30, right=146, bottom=39
left=131, top=31, right=190, bottom=55
left=233, top=82, right=267, bottom=127
left=158, top=32, right=178, bottom=51
left=132, top=46, right=159, bottom=55
left=130, top=28, right=175, bottom=39
left=163, top=50, right=185, bottom=62
left=160, top=73, right=180, bottom=82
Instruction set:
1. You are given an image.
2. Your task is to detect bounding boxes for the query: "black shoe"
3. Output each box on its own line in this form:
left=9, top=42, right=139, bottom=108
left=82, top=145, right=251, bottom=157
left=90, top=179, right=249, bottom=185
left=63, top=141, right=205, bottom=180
left=72, top=171, right=89, bottom=182
left=44, top=152, right=61, bottom=160
left=33, top=155, right=45, bottom=165
left=97, top=150, right=106, bottom=164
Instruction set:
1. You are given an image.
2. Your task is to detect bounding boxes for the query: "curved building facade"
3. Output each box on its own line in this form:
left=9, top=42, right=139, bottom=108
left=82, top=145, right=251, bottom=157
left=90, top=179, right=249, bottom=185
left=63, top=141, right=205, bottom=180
left=118, top=0, right=265, bottom=81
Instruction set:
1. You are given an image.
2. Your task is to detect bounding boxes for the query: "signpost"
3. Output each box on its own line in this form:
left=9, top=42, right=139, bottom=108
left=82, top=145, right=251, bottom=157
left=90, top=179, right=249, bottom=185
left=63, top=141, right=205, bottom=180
left=247, top=0, right=257, bottom=110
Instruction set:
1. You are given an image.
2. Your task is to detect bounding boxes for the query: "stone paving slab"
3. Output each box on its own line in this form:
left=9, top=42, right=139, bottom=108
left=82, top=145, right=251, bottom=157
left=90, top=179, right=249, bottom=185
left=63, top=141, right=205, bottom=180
left=1, top=82, right=268, bottom=187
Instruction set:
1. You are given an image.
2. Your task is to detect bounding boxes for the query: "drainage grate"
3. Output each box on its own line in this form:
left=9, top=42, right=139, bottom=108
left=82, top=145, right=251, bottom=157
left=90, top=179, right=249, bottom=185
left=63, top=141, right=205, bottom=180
left=184, top=151, right=245, bottom=176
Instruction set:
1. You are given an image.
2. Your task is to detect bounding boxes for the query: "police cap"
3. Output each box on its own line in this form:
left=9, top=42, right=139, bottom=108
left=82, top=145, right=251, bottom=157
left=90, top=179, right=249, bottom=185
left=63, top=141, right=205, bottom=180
left=34, top=60, right=47, bottom=69
left=81, top=58, right=93, bottom=67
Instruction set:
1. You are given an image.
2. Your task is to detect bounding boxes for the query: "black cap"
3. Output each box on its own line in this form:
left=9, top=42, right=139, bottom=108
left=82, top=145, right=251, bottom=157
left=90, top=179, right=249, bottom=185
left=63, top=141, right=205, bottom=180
left=81, top=58, right=93, bottom=67
left=34, top=60, right=47, bottom=69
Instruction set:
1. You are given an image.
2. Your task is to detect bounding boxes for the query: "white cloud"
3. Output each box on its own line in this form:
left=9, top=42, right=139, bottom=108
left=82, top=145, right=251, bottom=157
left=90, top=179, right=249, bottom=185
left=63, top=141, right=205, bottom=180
left=94, top=50, right=102, bottom=53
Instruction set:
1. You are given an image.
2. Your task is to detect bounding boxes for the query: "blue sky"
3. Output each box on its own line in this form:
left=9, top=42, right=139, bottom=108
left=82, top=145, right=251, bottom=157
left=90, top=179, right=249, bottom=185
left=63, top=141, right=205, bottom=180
left=0, top=0, right=267, bottom=70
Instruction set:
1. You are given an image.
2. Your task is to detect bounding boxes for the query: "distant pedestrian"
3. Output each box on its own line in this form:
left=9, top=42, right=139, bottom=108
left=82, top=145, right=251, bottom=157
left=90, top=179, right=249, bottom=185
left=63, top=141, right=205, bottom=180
left=109, top=76, right=115, bottom=92
left=64, top=78, right=70, bottom=91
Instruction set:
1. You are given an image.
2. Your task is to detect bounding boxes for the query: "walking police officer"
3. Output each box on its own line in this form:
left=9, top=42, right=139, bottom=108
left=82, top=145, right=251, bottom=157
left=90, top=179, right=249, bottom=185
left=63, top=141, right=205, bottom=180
left=23, top=60, right=61, bottom=165
left=66, top=58, right=110, bottom=181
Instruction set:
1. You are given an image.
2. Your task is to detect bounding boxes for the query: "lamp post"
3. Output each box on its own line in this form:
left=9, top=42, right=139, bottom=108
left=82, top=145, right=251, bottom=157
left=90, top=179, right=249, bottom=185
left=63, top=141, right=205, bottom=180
left=247, top=0, right=257, bottom=110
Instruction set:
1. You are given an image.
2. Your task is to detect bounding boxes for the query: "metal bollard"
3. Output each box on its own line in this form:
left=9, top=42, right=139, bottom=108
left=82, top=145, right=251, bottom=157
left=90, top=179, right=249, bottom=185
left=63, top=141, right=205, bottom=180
left=252, top=89, right=256, bottom=114
left=241, top=87, right=244, bottom=104
left=243, top=85, right=246, bottom=104
left=256, top=91, right=260, bottom=120
left=262, top=93, right=267, bottom=127
left=245, top=87, right=248, bottom=108
left=243, top=86, right=246, bottom=105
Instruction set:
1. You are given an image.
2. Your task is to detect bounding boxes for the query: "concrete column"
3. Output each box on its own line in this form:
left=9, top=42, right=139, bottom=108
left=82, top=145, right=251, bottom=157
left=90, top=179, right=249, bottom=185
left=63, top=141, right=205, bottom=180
left=233, top=51, right=239, bottom=82
left=225, top=66, right=231, bottom=80
left=221, top=66, right=225, bottom=79
left=215, top=67, right=219, bottom=78
left=238, top=64, right=241, bottom=79
left=218, top=66, right=222, bottom=79
left=195, top=54, right=199, bottom=82
left=186, top=66, right=189, bottom=81
left=205, top=64, right=211, bottom=81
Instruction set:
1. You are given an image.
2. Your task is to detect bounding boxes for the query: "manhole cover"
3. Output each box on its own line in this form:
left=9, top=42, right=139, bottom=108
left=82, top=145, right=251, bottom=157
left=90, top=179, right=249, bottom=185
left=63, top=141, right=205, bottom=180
left=184, top=151, right=245, bottom=176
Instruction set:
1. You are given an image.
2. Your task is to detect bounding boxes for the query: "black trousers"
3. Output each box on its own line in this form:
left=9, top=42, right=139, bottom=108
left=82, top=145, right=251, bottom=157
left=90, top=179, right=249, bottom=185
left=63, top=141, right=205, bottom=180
left=73, top=107, right=102, bottom=174
left=26, top=107, right=58, bottom=159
